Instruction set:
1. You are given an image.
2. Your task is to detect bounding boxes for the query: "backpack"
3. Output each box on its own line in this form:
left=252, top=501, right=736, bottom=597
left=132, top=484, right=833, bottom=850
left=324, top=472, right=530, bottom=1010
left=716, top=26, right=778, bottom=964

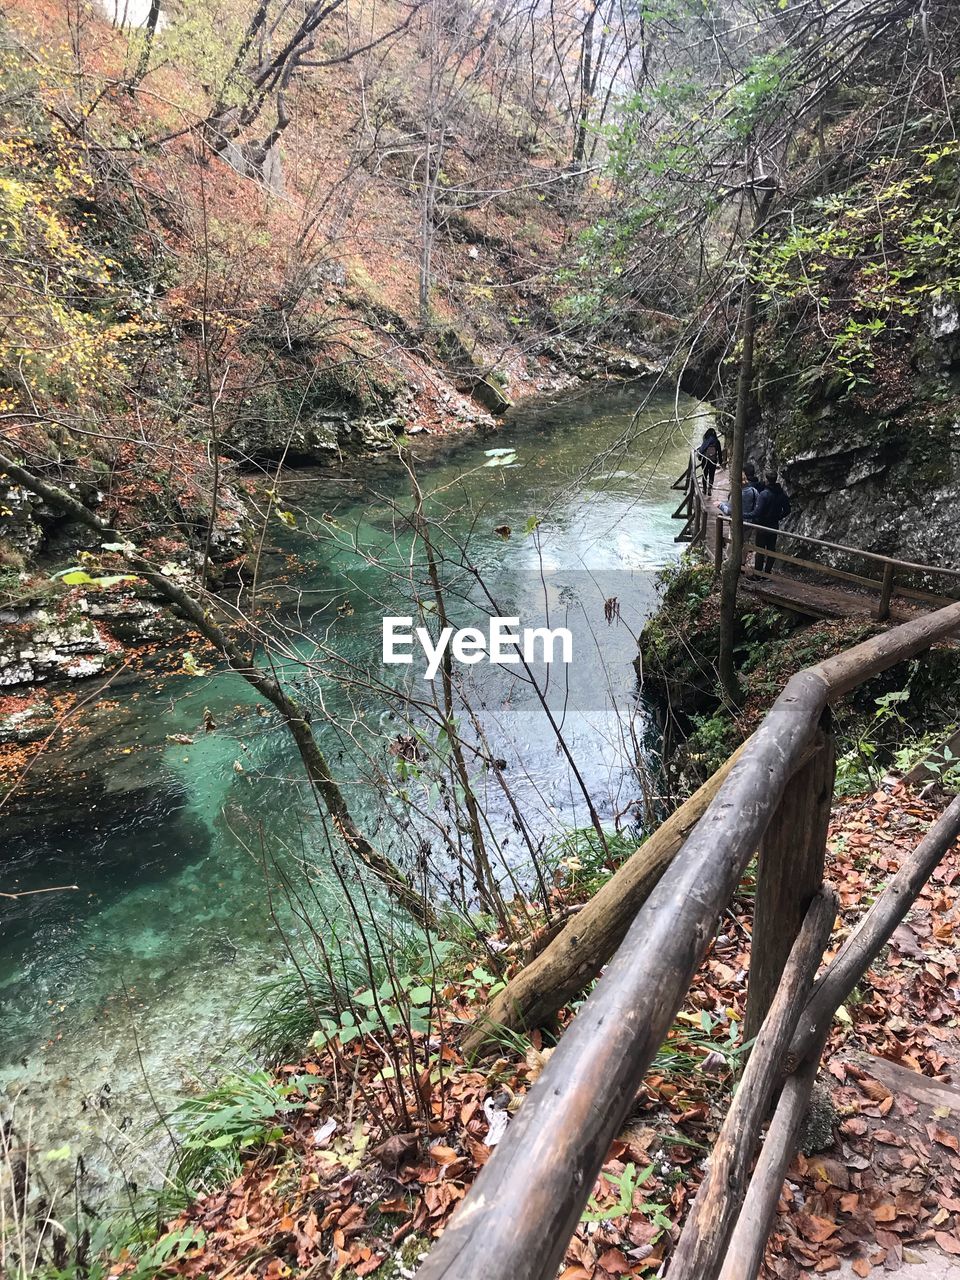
left=700, top=439, right=719, bottom=463
left=772, top=487, right=791, bottom=522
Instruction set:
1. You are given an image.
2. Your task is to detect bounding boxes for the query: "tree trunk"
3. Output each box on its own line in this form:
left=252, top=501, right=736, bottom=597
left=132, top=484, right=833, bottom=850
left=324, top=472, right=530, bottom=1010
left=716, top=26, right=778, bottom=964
left=462, top=740, right=751, bottom=1056
left=572, top=1, right=597, bottom=166
left=129, top=0, right=162, bottom=90
left=717, top=272, right=756, bottom=704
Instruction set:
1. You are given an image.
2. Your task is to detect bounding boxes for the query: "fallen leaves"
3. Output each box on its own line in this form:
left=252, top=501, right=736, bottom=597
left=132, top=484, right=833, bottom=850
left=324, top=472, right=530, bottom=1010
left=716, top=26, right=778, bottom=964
left=125, top=783, right=960, bottom=1280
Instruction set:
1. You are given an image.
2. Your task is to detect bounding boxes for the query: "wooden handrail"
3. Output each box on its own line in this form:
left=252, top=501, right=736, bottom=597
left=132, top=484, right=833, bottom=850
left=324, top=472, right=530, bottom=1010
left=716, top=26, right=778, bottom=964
left=416, top=599, right=960, bottom=1280
left=732, top=514, right=960, bottom=582
left=416, top=455, right=960, bottom=1280
left=688, top=445, right=960, bottom=583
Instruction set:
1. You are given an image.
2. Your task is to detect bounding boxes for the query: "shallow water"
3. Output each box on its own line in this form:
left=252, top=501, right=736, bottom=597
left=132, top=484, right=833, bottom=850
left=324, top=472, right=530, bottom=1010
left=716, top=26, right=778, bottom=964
left=0, top=383, right=707, bottom=1186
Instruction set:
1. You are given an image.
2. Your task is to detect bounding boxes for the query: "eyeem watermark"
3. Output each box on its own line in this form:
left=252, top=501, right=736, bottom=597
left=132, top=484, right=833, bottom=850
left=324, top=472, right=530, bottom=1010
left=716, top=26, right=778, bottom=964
left=382, top=616, right=573, bottom=681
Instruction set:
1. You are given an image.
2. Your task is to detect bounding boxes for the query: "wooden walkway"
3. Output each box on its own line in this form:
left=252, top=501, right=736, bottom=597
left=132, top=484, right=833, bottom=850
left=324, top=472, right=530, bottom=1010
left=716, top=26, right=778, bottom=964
left=674, top=455, right=960, bottom=626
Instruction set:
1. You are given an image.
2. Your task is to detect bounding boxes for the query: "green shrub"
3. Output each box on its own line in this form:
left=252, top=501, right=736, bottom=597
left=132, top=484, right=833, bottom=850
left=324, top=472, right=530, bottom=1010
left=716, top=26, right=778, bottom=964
left=165, top=1068, right=316, bottom=1193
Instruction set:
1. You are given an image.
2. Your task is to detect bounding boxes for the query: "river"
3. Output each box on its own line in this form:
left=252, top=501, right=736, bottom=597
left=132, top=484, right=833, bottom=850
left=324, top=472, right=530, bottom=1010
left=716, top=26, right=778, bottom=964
left=0, top=383, right=706, bottom=1190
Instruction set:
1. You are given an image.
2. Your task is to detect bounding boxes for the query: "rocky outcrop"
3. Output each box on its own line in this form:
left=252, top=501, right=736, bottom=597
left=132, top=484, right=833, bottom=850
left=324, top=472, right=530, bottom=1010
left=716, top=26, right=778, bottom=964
left=0, top=596, right=178, bottom=689
left=538, top=336, right=665, bottom=383
left=0, top=466, right=248, bottom=694
left=220, top=405, right=408, bottom=463
left=748, top=294, right=960, bottom=570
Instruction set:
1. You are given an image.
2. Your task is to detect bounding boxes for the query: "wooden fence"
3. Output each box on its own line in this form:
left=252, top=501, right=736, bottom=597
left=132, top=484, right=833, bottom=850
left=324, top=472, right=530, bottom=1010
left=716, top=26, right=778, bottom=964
left=674, top=450, right=960, bottom=619
left=414, top=464, right=960, bottom=1280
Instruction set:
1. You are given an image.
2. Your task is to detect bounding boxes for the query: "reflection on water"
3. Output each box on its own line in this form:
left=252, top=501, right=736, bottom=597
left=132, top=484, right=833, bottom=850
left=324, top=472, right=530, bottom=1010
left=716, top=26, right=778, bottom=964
left=0, top=383, right=708, bottom=1183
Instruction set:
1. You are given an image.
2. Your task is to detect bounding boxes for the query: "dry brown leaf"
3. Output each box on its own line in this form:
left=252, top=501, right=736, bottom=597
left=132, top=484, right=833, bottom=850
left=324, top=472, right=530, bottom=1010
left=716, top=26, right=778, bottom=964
left=872, top=1130, right=903, bottom=1146
left=859, top=1079, right=892, bottom=1103
left=796, top=1214, right=839, bottom=1243
left=595, top=1248, right=631, bottom=1275
left=427, top=1144, right=459, bottom=1165
left=928, top=1125, right=960, bottom=1154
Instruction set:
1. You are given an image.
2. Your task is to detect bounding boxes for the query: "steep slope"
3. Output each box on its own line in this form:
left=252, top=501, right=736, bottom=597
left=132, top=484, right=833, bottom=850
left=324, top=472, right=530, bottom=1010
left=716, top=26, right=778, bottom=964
left=1, top=0, right=658, bottom=692
left=746, top=87, right=960, bottom=567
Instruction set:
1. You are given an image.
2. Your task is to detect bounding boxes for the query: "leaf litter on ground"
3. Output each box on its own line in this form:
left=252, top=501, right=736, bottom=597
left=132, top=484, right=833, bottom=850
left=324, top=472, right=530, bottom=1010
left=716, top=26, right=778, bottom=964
left=131, top=781, right=960, bottom=1279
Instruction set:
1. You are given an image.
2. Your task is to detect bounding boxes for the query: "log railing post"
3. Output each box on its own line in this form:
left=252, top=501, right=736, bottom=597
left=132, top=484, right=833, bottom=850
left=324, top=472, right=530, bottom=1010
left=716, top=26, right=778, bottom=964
left=877, top=561, right=895, bottom=620
left=744, top=719, right=836, bottom=1043
left=669, top=887, right=837, bottom=1280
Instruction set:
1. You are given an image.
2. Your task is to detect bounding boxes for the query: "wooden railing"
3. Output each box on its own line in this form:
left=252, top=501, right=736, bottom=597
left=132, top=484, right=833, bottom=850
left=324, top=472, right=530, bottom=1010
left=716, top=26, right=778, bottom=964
left=675, top=449, right=960, bottom=619
left=414, top=464, right=960, bottom=1280
left=671, top=449, right=711, bottom=545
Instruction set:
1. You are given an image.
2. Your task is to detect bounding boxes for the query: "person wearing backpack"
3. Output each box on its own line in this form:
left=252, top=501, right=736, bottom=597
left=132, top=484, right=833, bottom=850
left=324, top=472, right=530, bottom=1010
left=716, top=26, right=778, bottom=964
left=718, top=469, right=760, bottom=564
left=753, top=473, right=791, bottom=573
left=697, top=427, right=723, bottom=495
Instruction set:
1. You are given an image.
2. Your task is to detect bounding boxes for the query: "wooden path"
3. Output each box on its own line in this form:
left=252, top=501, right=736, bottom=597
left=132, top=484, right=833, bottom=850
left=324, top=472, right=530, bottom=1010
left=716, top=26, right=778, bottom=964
left=673, top=455, right=960, bottom=625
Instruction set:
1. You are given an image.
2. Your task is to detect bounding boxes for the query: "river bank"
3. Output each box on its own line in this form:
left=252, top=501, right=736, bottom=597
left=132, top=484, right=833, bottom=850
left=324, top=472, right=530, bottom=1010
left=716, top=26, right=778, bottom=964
left=12, top=773, right=959, bottom=1280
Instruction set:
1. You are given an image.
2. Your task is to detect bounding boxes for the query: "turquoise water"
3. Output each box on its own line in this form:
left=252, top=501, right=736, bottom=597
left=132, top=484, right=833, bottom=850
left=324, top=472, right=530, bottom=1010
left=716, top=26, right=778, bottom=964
left=0, top=383, right=706, bottom=1185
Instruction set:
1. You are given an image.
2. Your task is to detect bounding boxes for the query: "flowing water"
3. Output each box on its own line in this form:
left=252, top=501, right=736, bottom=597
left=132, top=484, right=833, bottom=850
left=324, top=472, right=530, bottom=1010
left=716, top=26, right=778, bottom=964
left=0, top=383, right=707, bottom=1188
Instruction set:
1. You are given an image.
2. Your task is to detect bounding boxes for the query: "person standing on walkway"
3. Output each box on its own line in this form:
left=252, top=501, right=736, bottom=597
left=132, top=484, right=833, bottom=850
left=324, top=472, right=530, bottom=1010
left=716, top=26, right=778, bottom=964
left=718, top=469, right=761, bottom=565
left=697, top=427, right=723, bottom=495
left=718, top=469, right=760, bottom=519
left=741, top=468, right=760, bottom=521
left=754, top=473, right=791, bottom=573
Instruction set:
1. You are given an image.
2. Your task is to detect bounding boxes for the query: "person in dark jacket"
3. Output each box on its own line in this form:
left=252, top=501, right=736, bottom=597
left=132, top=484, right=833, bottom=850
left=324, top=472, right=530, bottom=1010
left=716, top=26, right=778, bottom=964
left=697, top=427, right=723, bottom=495
left=753, top=473, right=791, bottom=573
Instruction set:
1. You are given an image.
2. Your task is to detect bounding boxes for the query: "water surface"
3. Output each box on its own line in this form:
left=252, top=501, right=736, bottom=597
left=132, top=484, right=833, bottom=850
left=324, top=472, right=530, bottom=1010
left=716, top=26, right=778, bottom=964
left=0, top=383, right=706, bottom=1184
